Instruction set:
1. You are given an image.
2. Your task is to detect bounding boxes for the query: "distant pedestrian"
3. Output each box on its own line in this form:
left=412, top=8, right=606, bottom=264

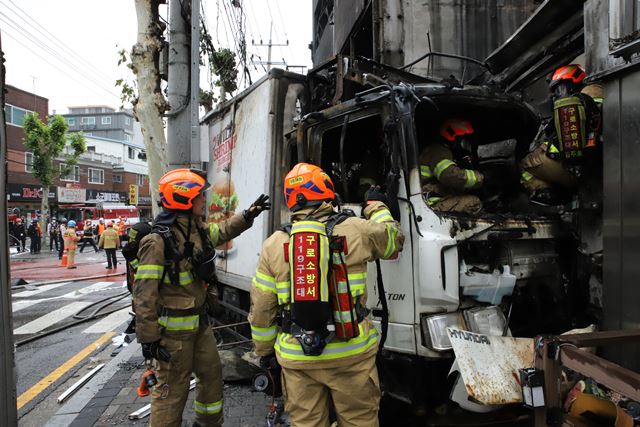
left=27, top=221, right=40, bottom=254
left=64, top=220, right=78, bottom=269
left=97, top=218, right=105, bottom=238
left=98, top=221, right=119, bottom=269
left=49, top=220, right=59, bottom=251
left=35, top=221, right=42, bottom=253
left=117, top=217, right=127, bottom=244
left=14, top=218, right=26, bottom=252
left=79, top=220, right=99, bottom=253
left=58, top=220, right=67, bottom=259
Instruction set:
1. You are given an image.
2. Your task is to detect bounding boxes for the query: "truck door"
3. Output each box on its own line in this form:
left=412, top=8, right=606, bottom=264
left=309, top=110, right=418, bottom=354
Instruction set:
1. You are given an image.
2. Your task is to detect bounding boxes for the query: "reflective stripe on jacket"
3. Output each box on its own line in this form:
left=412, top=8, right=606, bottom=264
left=419, top=143, right=484, bottom=194
left=98, top=228, right=119, bottom=249
left=64, top=228, right=78, bottom=250
left=248, top=201, right=404, bottom=369
left=133, top=213, right=250, bottom=343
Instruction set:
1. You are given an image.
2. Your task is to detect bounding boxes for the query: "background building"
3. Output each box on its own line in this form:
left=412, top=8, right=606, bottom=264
left=5, top=87, right=151, bottom=220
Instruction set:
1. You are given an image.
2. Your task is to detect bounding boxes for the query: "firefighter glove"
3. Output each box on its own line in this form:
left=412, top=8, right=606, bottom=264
left=141, top=340, right=171, bottom=362
left=243, top=194, right=271, bottom=222
left=364, top=185, right=387, bottom=205
left=259, top=354, right=279, bottom=370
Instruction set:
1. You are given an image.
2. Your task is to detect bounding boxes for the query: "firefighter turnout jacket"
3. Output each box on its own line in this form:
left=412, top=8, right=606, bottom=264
left=133, top=213, right=250, bottom=343
left=419, top=143, right=484, bottom=199
left=98, top=227, right=119, bottom=249
left=249, top=201, right=404, bottom=369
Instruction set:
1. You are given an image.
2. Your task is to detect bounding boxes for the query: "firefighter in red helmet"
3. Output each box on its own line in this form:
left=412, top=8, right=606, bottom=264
left=520, top=64, right=603, bottom=205
left=133, top=168, right=270, bottom=427
left=419, top=118, right=485, bottom=214
left=249, top=163, right=404, bottom=427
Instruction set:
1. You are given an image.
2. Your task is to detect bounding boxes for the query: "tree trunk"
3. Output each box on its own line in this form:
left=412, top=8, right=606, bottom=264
left=39, top=185, right=49, bottom=243
left=132, top=0, right=168, bottom=217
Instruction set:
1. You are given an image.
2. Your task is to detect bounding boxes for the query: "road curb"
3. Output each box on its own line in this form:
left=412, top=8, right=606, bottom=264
left=44, top=341, right=141, bottom=427
left=13, top=272, right=126, bottom=289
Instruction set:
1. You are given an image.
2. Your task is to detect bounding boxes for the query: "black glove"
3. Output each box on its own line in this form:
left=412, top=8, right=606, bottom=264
left=243, top=194, right=271, bottom=222
left=141, top=340, right=171, bottom=362
left=259, top=354, right=279, bottom=370
left=364, top=185, right=387, bottom=205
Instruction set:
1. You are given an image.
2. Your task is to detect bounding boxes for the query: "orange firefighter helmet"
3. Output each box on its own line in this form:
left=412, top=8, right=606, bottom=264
left=284, top=163, right=335, bottom=210
left=440, top=118, right=475, bottom=142
left=550, top=64, right=586, bottom=88
left=158, top=168, right=210, bottom=211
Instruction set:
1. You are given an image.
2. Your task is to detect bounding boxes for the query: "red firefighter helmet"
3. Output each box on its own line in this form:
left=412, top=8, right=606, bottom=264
left=550, top=64, right=586, bottom=88
left=440, top=118, right=475, bottom=142
left=284, top=163, right=335, bottom=210
left=158, top=168, right=210, bottom=211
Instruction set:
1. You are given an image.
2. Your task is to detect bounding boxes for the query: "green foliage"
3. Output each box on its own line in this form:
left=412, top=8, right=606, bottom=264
left=200, top=28, right=238, bottom=103
left=22, top=113, right=86, bottom=187
left=199, top=89, right=216, bottom=113
left=115, top=48, right=137, bottom=108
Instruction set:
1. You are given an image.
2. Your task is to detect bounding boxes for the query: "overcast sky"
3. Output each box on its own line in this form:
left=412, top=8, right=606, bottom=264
left=1, top=0, right=312, bottom=115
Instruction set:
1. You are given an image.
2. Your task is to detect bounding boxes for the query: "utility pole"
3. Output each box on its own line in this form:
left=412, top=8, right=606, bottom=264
left=252, top=22, right=288, bottom=70
left=167, top=0, right=200, bottom=169
left=0, top=33, right=18, bottom=426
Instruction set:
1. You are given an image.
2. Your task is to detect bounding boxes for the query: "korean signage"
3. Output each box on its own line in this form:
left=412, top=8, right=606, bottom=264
left=211, top=124, right=236, bottom=172
left=292, top=232, right=320, bottom=301
left=86, top=190, right=127, bottom=203
left=7, top=184, right=56, bottom=202
left=57, top=187, right=86, bottom=203
left=129, top=184, right=138, bottom=205
left=138, top=196, right=152, bottom=205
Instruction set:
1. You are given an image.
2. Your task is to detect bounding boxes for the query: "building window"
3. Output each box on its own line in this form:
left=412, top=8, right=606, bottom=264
left=101, top=116, right=112, bottom=125
left=67, top=117, right=76, bottom=126
left=87, top=146, right=96, bottom=152
left=125, top=117, right=131, bottom=126
left=60, top=164, right=80, bottom=182
left=113, top=174, right=123, bottom=183
left=136, top=174, right=145, bottom=186
left=81, top=116, right=96, bottom=125
left=25, top=152, right=34, bottom=173
left=124, top=134, right=131, bottom=142
left=5, top=104, right=32, bottom=127
left=88, top=168, right=104, bottom=184
left=85, top=132, right=93, bottom=136
left=128, top=147, right=135, bottom=159
left=610, top=0, right=640, bottom=56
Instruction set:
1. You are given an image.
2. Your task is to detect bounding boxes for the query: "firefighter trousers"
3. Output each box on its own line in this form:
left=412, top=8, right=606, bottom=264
left=281, top=354, right=381, bottom=427
left=66, top=249, right=76, bottom=268
left=520, top=145, right=577, bottom=194
left=150, top=321, right=223, bottom=427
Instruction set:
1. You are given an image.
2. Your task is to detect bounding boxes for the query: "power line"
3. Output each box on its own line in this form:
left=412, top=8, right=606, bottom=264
left=0, top=28, right=120, bottom=104
left=1, top=0, right=114, bottom=83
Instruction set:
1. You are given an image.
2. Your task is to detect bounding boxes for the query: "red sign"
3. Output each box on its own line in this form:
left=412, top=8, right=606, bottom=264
left=292, top=233, right=320, bottom=302
left=211, top=125, right=237, bottom=172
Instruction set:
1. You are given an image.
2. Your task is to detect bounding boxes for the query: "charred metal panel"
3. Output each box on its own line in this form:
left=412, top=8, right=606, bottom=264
left=333, top=0, right=367, bottom=56
left=399, top=0, right=538, bottom=80
left=602, top=72, right=640, bottom=372
left=312, top=0, right=335, bottom=65
left=584, top=0, right=640, bottom=80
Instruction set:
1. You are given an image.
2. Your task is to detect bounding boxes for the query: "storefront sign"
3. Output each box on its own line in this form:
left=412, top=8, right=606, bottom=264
left=7, top=184, right=56, bottom=202
left=138, top=196, right=152, bottom=206
left=57, top=187, right=86, bottom=203
left=86, top=189, right=127, bottom=203
left=129, top=184, right=138, bottom=205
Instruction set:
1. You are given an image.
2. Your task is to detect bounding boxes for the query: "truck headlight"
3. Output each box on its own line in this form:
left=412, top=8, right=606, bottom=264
left=421, top=312, right=466, bottom=351
left=463, top=306, right=506, bottom=336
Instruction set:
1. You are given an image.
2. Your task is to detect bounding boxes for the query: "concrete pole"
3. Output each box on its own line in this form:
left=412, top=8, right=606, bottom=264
left=190, top=0, right=200, bottom=168
left=167, top=0, right=191, bottom=169
left=0, top=34, right=18, bottom=426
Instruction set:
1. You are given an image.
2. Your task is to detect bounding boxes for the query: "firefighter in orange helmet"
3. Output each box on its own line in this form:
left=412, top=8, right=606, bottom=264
left=419, top=118, right=484, bottom=214
left=249, top=163, right=404, bottom=427
left=133, top=168, right=270, bottom=427
left=520, top=64, right=602, bottom=205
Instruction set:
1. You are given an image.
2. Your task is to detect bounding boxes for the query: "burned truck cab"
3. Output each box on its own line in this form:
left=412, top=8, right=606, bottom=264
left=298, top=80, right=584, bottom=411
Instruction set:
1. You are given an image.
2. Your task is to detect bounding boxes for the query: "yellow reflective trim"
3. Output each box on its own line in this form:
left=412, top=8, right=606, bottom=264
left=434, top=159, right=456, bottom=179
left=276, top=281, right=290, bottom=304
left=194, top=400, right=223, bottom=415
left=129, top=258, right=139, bottom=269
left=275, top=325, right=378, bottom=361
left=420, top=165, right=433, bottom=178
left=209, top=223, right=220, bottom=246
left=370, top=208, right=393, bottom=224
left=251, top=325, right=278, bottom=342
left=158, top=315, right=199, bottom=331
left=162, top=271, right=194, bottom=286
left=253, top=277, right=276, bottom=294
left=463, top=170, right=477, bottom=189
left=521, top=171, right=534, bottom=182
left=291, top=221, right=327, bottom=236
left=135, top=264, right=164, bottom=280
left=383, top=224, right=398, bottom=259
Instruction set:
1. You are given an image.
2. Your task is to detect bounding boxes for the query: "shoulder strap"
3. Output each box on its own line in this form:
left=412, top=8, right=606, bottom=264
left=325, top=209, right=356, bottom=238
left=151, top=225, right=181, bottom=286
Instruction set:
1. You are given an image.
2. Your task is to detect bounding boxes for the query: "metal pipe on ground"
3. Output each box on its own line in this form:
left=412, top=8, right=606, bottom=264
left=57, top=363, right=105, bottom=404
